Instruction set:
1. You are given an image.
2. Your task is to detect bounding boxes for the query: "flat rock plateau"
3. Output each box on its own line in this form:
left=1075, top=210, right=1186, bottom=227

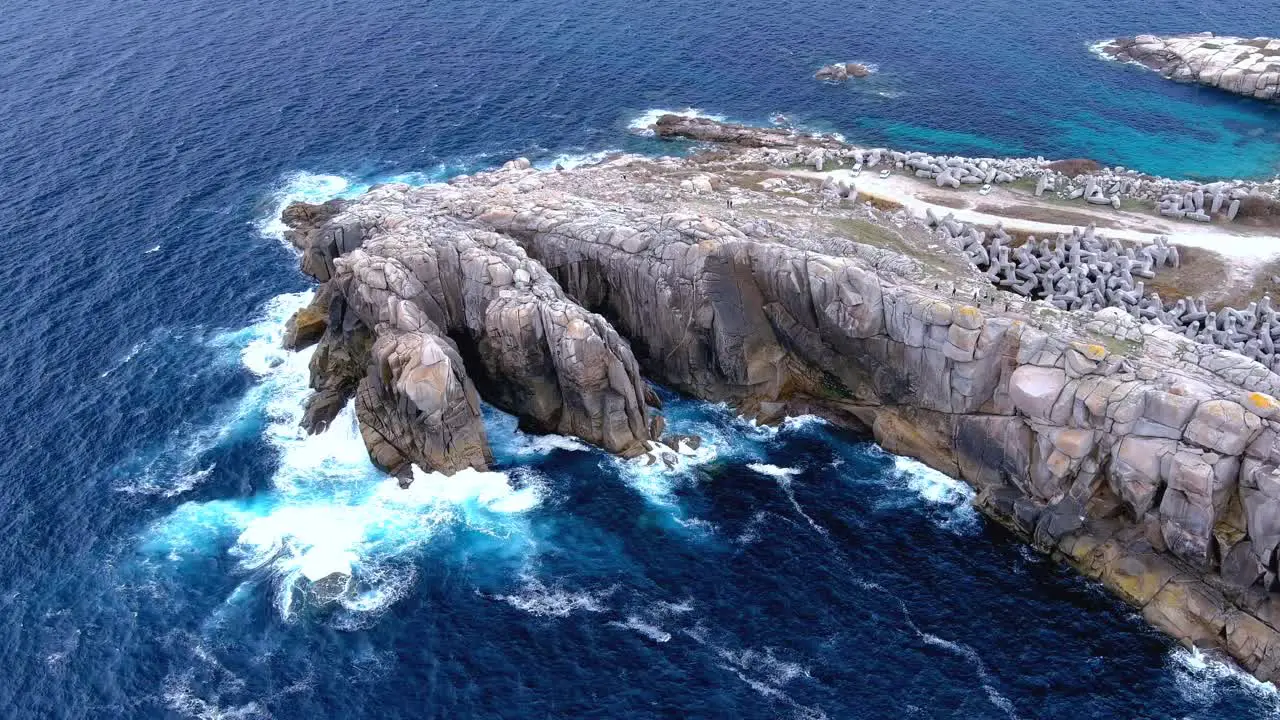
left=1100, top=33, right=1280, bottom=102
left=283, top=115, right=1280, bottom=682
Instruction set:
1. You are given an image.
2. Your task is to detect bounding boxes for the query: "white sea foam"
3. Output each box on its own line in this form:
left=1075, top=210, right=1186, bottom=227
left=885, top=455, right=979, bottom=533
left=255, top=172, right=357, bottom=242
left=717, top=646, right=811, bottom=687
left=144, top=290, right=545, bottom=622
left=855, top=577, right=1020, bottom=720
left=162, top=678, right=268, bottom=720
left=652, top=598, right=695, bottom=616
left=219, top=462, right=543, bottom=621
left=505, top=431, right=590, bottom=458
left=610, top=615, right=672, bottom=643
left=611, top=436, right=720, bottom=506
left=747, top=463, right=802, bottom=479
left=1087, top=39, right=1161, bottom=72
left=481, top=404, right=593, bottom=463
left=492, top=577, right=615, bottom=617
left=253, top=160, right=510, bottom=244
left=686, top=627, right=827, bottom=720
left=672, top=515, right=719, bottom=535
left=627, top=107, right=728, bottom=136
left=1170, top=647, right=1280, bottom=709
left=145, top=244, right=161, bottom=254
left=533, top=150, right=616, bottom=171
left=736, top=413, right=827, bottom=440
left=750, top=463, right=827, bottom=536
left=892, top=456, right=974, bottom=507
left=119, top=464, right=217, bottom=499
left=160, top=632, right=313, bottom=719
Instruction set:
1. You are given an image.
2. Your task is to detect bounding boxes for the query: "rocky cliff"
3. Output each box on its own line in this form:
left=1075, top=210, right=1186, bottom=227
left=282, top=182, right=656, bottom=479
left=1100, top=33, right=1280, bottom=102
left=283, top=118, right=1280, bottom=680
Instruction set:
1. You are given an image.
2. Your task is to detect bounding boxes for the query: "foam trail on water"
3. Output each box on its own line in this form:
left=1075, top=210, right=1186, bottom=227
left=750, top=464, right=827, bottom=536
left=920, top=633, right=1022, bottom=720
left=735, top=510, right=770, bottom=545
left=627, top=107, right=728, bottom=136
left=100, top=339, right=148, bottom=378
left=684, top=626, right=827, bottom=720
left=490, top=576, right=616, bottom=618
left=609, top=615, right=672, bottom=643
left=855, top=578, right=1022, bottom=720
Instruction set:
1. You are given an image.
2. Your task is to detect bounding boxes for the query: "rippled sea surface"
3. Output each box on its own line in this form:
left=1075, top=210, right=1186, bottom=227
left=4, top=0, right=1280, bottom=717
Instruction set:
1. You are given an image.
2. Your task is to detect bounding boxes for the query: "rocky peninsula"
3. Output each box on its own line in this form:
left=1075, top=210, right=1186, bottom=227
left=283, top=115, right=1280, bottom=681
left=1099, top=33, right=1280, bottom=102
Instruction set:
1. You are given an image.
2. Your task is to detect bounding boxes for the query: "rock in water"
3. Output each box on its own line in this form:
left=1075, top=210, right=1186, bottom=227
left=844, top=62, right=872, bottom=78
left=1099, top=33, right=1280, bottom=102
left=814, top=62, right=872, bottom=81
left=282, top=301, right=328, bottom=351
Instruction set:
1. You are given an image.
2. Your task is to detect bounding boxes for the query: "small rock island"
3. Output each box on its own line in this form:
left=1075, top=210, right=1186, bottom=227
left=1099, top=33, right=1280, bottom=102
left=815, top=62, right=873, bottom=81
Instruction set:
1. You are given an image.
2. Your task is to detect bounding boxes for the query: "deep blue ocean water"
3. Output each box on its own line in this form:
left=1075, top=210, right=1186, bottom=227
left=4, top=0, right=1280, bottom=717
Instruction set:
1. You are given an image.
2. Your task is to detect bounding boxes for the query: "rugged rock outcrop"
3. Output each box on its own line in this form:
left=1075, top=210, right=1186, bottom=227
left=815, top=62, right=872, bottom=81
left=282, top=190, right=655, bottom=477
left=283, top=116, right=1280, bottom=680
left=1100, top=33, right=1280, bottom=102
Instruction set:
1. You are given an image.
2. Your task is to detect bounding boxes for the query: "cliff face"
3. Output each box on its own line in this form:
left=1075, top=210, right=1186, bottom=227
left=1101, top=33, right=1280, bottom=102
left=283, top=120, right=1280, bottom=679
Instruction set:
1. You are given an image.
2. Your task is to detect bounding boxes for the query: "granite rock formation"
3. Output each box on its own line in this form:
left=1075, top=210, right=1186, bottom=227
left=283, top=115, right=1280, bottom=680
left=1100, top=33, right=1280, bottom=102
left=282, top=190, right=655, bottom=478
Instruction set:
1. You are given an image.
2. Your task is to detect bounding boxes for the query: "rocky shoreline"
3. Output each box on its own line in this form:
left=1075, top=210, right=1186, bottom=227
left=659, top=115, right=1280, bottom=223
left=283, top=115, right=1280, bottom=682
left=1099, top=33, right=1280, bottom=102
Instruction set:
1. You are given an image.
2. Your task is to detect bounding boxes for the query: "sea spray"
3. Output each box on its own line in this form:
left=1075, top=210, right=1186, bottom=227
left=142, top=290, right=546, bottom=623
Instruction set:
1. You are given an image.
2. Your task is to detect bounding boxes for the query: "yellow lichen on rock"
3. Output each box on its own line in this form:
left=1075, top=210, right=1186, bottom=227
left=1072, top=342, right=1108, bottom=362
left=1244, top=391, right=1278, bottom=416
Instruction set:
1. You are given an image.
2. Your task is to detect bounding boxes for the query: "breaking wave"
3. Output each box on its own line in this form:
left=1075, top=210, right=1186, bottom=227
left=867, top=454, right=980, bottom=534
left=254, top=172, right=358, bottom=242
left=533, top=150, right=617, bottom=170
left=1170, top=647, right=1280, bottom=711
left=141, top=290, right=545, bottom=623
left=627, top=107, right=728, bottom=136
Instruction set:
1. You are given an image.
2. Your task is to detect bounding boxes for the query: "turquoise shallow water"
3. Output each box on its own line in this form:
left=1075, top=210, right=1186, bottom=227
left=2, top=0, right=1280, bottom=717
